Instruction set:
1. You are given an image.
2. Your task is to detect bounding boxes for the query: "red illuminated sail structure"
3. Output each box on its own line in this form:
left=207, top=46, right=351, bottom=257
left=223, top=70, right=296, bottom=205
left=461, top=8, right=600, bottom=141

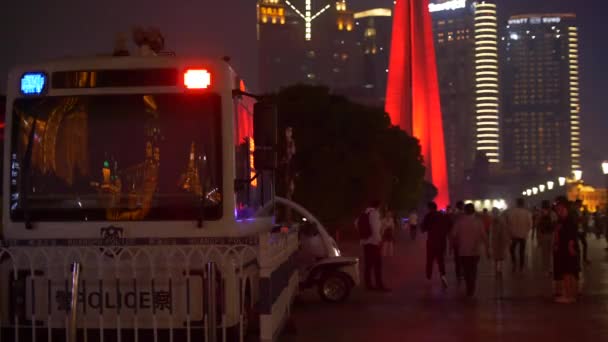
left=385, top=0, right=450, bottom=208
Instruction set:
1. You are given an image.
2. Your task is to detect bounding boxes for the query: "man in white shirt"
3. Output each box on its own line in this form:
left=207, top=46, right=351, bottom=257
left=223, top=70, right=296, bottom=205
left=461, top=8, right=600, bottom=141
left=357, top=200, right=389, bottom=291
left=504, top=198, right=533, bottom=272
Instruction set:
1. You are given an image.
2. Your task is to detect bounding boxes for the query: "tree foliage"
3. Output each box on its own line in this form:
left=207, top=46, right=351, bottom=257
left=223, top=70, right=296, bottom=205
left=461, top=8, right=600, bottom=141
left=274, top=85, right=426, bottom=226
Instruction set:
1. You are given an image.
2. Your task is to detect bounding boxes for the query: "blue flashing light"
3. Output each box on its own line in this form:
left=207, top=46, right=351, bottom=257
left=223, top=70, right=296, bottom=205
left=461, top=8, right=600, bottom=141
left=20, top=72, right=47, bottom=95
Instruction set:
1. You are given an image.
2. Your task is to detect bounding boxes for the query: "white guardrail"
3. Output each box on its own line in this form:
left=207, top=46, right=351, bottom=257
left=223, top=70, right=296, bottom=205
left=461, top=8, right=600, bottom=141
left=0, top=231, right=301, bottom=342
left=257, top=230, right=299, bottom=342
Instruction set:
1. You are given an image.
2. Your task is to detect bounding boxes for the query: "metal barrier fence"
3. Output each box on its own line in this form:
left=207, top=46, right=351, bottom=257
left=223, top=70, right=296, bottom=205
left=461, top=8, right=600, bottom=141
left=0, top=241, right=259, bottom=342
left=69, top=262, right=81, bottom=342
left=258, top=230, right=299, bottom=342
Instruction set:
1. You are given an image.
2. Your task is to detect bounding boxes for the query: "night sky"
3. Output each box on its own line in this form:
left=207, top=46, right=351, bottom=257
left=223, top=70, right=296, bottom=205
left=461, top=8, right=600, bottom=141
left=0, top=0, right=605, bottom=184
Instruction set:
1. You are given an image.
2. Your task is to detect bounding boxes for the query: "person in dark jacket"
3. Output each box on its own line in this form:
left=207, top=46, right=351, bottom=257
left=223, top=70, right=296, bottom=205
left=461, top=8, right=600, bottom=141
left=573, top=199, right=591, bottom=265
left=553, top=198, right=580, bottom=303
left=422, top=202, right=452, bottom=289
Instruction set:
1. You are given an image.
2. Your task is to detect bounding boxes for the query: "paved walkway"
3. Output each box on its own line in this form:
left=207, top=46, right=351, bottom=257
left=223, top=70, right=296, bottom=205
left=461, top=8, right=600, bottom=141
left=284, top=232, right=608, bottom=341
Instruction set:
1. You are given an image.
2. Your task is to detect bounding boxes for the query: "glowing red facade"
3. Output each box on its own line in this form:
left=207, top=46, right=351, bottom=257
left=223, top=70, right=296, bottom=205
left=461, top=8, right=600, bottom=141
left=385, top=0, right=450, bottom=208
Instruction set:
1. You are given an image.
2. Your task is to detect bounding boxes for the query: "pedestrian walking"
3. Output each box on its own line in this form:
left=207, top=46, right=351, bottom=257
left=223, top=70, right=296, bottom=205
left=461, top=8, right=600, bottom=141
left=357, top=200, right=390, bottom=292
left=574, top=200, right=591, bottom=265
left=532, top=206, right=541, bottom=239
left=409, top=210, right=419, bottom=241
left=553, top=198, right=580, bottom=304
left=451, top=203, right=489, bottom=297
left=604, top=211, right=608, bottom=250
left=481, top=208, right=492, bottom=236
left=490, top=207, right=509, bottom=277
left=449, top=201, right=466, bottom=284
left=382, top=209, right=396, bottom=257
left=421, top=202, right=451, bottom=289
left=504, top=198, right=533, bottom=272
left=592, top=210, right=603, bottom=240
left=537, top=200, right=557, bottom=275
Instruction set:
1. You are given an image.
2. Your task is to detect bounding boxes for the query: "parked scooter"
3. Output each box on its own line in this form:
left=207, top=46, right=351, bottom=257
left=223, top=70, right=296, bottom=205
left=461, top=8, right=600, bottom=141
left=259, top=197, right=360, bottom=303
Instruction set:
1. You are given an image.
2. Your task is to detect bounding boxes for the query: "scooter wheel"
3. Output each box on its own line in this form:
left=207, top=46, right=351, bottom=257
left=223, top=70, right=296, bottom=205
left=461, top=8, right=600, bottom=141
left=318, top=272, right=351, bottom=303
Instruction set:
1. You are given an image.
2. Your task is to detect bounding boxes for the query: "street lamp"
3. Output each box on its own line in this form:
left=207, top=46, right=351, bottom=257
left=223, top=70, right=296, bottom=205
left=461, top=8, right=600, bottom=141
left=522, top=191, right=527, bottom=196
left=474, top=200, right=482, bottom=210
left=558, top=177, right=567, bottom=186
left=533, top=187, right=539, bottom=195
left=539, top=184, right=546, bottom=192
left=573, top=170, right=583, bottom=181
left=526, top=189, right=532, bottom=196
left=602, top=161, right=608, bottom=213
left=602, top=161, right=608, bottom=175
left=547, top=181, right=555, bottom=190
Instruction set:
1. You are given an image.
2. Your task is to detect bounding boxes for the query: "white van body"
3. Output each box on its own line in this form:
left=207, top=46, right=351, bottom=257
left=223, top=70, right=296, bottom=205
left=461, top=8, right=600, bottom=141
left=0, top=55, right=298, bottom=342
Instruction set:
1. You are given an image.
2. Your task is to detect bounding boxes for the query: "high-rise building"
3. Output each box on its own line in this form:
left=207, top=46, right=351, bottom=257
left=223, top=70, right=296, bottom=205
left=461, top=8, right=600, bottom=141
left=501, top=13, right=580, bottom=178
left=430, top=0, right=475, bottom=200
left=352, top=8, right=393, bottom=106
left=473, top=1, right=500, bottom=163
left=257, top=0, right=358, bottom=93
left=257, top=0, right=304, bottom=92
left=429, top=0, right=499, bottom=200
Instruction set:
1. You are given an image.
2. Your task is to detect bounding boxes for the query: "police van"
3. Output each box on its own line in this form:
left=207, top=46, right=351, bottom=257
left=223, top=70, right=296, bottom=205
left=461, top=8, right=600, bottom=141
left=0, top=47, right=298, bottom=342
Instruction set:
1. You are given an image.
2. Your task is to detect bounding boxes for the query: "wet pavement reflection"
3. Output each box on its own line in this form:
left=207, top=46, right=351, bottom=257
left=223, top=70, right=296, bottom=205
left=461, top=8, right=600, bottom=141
left=285, top=232, right=608, bottom=341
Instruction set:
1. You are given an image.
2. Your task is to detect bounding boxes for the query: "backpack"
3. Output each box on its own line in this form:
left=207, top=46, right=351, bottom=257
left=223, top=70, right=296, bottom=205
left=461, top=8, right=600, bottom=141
left=358, top=210, right=372, bottom=240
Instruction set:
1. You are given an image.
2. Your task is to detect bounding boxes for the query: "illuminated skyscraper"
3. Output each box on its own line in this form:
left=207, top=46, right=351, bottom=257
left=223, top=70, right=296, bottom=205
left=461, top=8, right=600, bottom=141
left=385, top=0, right=450, bottom=208
left=257, top=0, right=304, bottom=92
left=474, top=1, right=500, bottom=163
left=257, top=0, right=358, bottom=93
left=429, top=0, right=476, bottom=199
left=502, top=13, right=581, bottom=177
left=353, top=8, right=393, bottom=106
left=428, top=0, right=501, bottom=200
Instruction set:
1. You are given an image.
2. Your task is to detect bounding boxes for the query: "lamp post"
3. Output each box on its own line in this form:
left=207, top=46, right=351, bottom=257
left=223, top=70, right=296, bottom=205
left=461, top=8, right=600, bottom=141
left=602, top=161, right=608, bottom=213
left=573, top=170, right=583, bottom=182
left=602, top=161, right=608, bottom=176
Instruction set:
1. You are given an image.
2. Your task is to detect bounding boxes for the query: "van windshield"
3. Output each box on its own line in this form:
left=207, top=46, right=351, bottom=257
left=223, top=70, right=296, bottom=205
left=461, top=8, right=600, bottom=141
left=10, top=93, right=223, bottom=222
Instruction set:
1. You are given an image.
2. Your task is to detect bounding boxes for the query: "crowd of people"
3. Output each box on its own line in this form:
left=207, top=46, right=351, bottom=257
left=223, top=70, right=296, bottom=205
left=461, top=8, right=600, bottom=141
left=356, top=196, right=607, bottom=303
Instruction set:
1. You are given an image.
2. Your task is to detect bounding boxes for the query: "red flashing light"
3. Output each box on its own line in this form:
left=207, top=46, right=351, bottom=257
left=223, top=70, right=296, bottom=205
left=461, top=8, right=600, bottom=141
left=184, top=69, right=211, bottom=89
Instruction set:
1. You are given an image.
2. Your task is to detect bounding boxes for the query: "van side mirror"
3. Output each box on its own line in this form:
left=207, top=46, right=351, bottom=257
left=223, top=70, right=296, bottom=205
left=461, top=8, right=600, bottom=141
left=253, top=102, right=278, bottom=170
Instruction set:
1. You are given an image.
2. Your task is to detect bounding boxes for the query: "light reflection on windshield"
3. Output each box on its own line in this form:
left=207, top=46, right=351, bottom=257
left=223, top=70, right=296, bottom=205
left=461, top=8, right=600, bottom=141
left=10, top=93, right=223, bottom=222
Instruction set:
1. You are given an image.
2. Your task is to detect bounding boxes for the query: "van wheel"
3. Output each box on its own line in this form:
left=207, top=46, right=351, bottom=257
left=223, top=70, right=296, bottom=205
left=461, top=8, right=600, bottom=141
left=318, top=272, right=351, bottom=303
